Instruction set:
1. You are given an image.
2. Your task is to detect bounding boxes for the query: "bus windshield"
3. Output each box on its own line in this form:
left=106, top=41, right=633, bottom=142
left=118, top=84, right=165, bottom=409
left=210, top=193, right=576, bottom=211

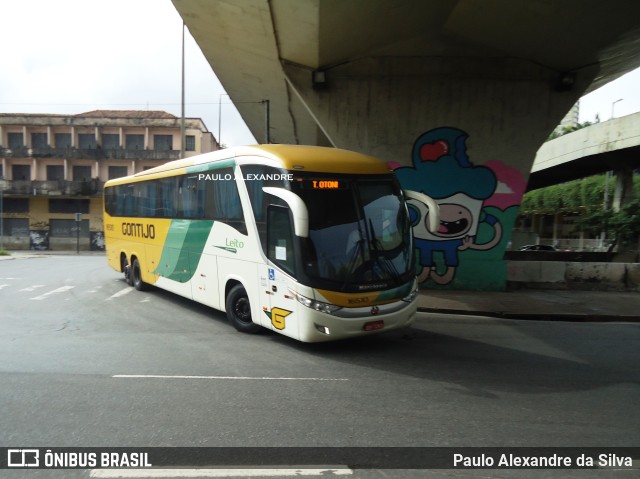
left=290, top=174, right=413, bottom=291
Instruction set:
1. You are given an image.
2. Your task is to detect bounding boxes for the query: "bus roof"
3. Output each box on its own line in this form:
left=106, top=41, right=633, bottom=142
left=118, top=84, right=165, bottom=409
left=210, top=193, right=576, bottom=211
left=105, top=144, right=392, bottom=186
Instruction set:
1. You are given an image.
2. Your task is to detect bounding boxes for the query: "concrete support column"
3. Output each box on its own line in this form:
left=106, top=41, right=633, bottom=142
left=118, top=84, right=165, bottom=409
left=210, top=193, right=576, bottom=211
left=71, top=126, right=76, bottom=148
left=23, top=126, right=29, bottom=147
left=47, top=126, right=53, bottom=147
left=144, top=128, right=149, bottom=149
left=283, top=56, right=590, bottom=290
left=0, top=125, right=4, bottom=147
left=613, top=168, right=634, bottom=212
left=119, top=127, right=124, bottom=148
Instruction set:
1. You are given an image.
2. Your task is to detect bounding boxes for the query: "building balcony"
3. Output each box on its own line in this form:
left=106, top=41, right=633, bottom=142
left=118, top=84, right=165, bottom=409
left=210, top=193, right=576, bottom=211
left=0, top=147, right=181, bottom=161
left=1, top=179, right=104, bottom=196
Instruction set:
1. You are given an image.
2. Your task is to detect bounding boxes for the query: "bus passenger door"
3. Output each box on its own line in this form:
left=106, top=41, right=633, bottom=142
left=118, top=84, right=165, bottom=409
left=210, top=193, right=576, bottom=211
left=261, top=206, right=299, bottom=339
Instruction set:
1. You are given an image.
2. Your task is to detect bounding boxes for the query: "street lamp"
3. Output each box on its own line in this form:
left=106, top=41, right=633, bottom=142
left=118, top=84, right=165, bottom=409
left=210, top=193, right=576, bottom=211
left=611, top=98, right=623, bottom=119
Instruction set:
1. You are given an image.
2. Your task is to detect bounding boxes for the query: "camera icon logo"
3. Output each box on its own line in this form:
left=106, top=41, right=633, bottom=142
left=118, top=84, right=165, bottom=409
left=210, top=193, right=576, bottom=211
left=7, top=449, right=40, bottom=468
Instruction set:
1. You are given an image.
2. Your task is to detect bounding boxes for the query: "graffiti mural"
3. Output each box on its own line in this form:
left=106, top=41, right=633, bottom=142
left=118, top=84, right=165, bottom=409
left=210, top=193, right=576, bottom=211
left=391, top=127, right=526, bottom=290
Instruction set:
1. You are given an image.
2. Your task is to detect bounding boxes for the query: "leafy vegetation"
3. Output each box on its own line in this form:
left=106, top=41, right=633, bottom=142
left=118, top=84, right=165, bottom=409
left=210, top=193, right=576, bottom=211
left=574, top=198, right=640, bottom=248
left=547, top=121, right=593, bottom=141
left=521, top=174, right=640, bottom=247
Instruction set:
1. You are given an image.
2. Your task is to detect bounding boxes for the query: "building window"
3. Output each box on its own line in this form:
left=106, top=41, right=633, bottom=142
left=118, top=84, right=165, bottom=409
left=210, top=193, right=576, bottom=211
left=108, top=166, right=128, bottom=179
left=78, top=133, right=97, bottom=149
left=49, top=198, right=90, bottom=214
left=50, top=218, right=89, bottom=237
left=55, top=133, right=72, bottom=149
left=1, top=218, right=29, bottom=237
left=102, top=134, right=119, bottom=149
left=3, top=198, right=29, bottom=213
left=31, top=133, right=48, bottom=149
left=72, top=166, right=92, bottom=181
left=8, top=132, right=24, bottom=150
left=154, top=135, right=173, bottom=151
left=12, top=164, right=31, bottom=181
left=185, top=135, right=196, bottom=151
left=125, top=134, right=144, bottom=150
left=46, top=165, right=65, bottom=181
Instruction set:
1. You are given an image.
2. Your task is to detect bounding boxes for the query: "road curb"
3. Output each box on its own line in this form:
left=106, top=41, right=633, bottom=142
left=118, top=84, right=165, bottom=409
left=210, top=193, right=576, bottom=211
left=418, top=307, right=640, bottom=322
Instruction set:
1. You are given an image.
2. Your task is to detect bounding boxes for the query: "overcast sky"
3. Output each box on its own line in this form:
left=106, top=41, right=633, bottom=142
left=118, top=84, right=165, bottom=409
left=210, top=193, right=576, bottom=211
left=1, top=0, right=639, bottom=147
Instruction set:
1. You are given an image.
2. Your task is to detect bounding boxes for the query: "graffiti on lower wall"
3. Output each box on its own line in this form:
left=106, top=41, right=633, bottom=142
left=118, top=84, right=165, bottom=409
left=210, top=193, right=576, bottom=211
left=391, top=127, right=526, bottom=290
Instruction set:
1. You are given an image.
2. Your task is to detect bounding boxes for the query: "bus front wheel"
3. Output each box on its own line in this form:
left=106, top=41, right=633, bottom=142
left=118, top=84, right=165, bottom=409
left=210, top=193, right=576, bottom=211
left=226, top=285, right=261, bottom=334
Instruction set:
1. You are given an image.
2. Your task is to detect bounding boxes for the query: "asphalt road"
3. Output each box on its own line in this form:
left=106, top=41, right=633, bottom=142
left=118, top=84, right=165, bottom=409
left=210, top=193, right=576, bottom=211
left=0, top=255, right=638, bottom=479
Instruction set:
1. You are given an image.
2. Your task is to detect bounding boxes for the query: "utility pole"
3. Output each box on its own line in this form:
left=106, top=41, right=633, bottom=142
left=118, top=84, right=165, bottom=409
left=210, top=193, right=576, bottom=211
left=180, top=21, right=186, bottom=159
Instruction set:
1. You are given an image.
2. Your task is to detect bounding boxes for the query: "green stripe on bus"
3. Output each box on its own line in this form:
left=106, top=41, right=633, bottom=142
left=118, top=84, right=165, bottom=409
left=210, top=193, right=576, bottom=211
left=155, top=220, right=214, bottom=283
left=186, top=159, right=236, bottom=174
left=376, top=282, right=413, bottom=302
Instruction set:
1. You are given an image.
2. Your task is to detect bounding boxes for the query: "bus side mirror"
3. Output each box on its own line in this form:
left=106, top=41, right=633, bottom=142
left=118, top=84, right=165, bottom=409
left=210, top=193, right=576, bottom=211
left=262, top=187, right=309, bottom=238
left=403, top=190, right=440, bottom=234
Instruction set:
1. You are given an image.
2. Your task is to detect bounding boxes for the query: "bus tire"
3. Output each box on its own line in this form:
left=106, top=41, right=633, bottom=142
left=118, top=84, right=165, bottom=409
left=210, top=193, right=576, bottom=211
left=122, top=256, right=133, bottom=286
left=226, top=284, right=261, bottom=334
left=131, top=258, right=148, bottom=291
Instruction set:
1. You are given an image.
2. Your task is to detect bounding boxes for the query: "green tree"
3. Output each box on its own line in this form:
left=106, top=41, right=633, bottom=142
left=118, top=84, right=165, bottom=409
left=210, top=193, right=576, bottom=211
left=574, top=198, right=640, bottom=248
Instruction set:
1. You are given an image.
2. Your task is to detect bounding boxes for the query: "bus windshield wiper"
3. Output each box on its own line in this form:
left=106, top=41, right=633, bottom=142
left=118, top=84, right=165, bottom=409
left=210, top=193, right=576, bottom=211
left=368, top=219, right=401, bottom=282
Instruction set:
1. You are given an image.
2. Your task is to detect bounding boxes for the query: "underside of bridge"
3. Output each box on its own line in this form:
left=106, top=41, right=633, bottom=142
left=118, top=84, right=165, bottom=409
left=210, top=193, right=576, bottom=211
left=173, top=0, right=640, bottom=290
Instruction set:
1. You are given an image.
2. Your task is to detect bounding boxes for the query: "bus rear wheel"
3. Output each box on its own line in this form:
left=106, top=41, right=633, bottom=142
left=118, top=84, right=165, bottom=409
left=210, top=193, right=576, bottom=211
left=131, top=258, right=148, bottom=291
left=122, top=255, right=133, bottom=286
left=226, top=284, right=261, bottom=334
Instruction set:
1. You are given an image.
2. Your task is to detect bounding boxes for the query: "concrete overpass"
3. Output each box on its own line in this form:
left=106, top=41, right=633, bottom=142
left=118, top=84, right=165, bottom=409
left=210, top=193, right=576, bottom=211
left=172, top=0, right=640, bottom=291
left=529, top=112, right=640, bottom=194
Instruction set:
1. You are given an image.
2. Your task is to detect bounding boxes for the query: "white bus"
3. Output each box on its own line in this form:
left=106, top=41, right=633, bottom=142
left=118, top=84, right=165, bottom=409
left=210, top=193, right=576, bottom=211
left=103, top=145, right=439, bottom=342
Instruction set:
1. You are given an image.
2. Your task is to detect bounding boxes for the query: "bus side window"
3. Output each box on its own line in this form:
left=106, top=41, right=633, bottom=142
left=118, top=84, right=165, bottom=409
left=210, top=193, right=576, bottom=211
left=267, top=205, right=296, bottom=276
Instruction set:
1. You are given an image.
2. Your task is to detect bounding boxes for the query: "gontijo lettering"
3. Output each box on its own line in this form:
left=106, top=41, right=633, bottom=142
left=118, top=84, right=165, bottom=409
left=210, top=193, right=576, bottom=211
left=122, top=223, right=155, bottom=239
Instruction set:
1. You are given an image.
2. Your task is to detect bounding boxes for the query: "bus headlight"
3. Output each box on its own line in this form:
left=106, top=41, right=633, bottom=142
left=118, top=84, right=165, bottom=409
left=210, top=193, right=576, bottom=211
left=402, top=288, right=419, bottom=303
left=289, top=290, right=341, bottom=315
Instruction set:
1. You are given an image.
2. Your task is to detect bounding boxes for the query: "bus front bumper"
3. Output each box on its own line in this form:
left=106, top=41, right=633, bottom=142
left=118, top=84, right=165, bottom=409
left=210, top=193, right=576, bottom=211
left=296, top=297, right=418, bottom=343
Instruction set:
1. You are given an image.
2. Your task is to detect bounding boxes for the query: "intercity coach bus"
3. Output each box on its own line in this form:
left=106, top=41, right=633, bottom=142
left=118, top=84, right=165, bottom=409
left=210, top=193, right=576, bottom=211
left=103, top=145, right=439, bottom=342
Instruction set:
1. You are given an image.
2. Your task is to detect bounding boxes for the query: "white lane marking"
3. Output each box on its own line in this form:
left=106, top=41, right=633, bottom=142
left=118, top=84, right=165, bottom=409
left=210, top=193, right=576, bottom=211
left=90, top=468, right=353, bottom=478
left=113, top=375, right=348, bottom=381
left=30, top=285, right=75, bottom=300
left=106, top=287, right=134, bottom=300
left=0, top=284, right=9, bottom=290
left=19, top=284, right=45, bottom=292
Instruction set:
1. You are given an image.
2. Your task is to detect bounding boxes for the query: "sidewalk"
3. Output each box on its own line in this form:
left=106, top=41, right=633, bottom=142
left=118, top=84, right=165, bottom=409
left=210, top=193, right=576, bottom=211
left=417, top=289, right=640, bottom=322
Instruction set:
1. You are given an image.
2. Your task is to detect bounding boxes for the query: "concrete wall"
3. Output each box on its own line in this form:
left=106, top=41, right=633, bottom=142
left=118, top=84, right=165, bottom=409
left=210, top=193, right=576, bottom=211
left=507, top=261, right=640, bottom=291
left=284, top=56, right=591, bottom=291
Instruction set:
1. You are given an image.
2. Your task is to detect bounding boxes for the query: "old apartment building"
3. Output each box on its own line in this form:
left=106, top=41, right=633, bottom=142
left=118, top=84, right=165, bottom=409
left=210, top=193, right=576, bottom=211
left=0, top=110, right=217, bottom=250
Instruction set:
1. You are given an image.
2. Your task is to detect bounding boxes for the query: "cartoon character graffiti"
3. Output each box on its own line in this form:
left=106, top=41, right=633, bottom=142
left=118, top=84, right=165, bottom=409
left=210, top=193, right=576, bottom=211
left=393, top=127, right=503, bottom=285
